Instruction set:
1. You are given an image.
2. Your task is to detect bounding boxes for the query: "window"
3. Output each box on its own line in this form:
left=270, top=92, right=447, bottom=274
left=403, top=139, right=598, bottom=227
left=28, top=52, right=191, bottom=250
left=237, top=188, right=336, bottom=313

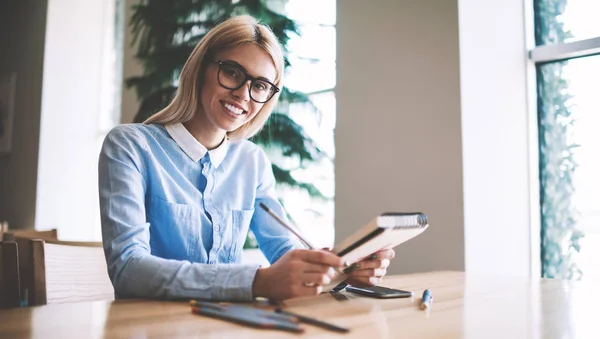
left=532, top=0, right=600, bottom=279
left=268, top=0, right=336, bottom=249
left=36, top=0, right=124, bottom=241
left=93, top=0, right=126, bottom=240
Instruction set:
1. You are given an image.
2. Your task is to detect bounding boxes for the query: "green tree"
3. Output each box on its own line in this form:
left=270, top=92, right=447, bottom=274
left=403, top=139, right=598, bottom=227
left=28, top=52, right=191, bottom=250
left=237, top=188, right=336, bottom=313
left=126, top=0, right=327, bottom=248
left=535, top=0, right=583, bottom=279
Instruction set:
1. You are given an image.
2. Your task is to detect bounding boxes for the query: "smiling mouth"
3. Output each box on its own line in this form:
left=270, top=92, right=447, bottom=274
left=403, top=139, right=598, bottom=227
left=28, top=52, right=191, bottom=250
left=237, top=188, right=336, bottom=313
left=221, top=101, right=247, bottom=116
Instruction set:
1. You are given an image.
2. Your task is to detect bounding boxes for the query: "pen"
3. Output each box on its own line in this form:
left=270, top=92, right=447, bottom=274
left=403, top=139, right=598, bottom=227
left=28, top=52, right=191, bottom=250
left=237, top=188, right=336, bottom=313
left=258, top=203, right=349, bottom=275
left=191, top=301, right=297, bottom=323
left=190, top=300, right=226, bottom=311
left=275, top=308, right=350, bottom=333
left=190, top=301, right=304, bottom=333
left=259, top=202, right=317, bottom=249
left=191, top=306, right=304, bottom=333
left=420, top=289, right=433, bottom=310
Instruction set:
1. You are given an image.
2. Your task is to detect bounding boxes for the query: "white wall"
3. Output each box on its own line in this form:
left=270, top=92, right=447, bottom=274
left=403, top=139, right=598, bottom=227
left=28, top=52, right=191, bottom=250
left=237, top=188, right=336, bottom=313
left=336, top=0, right=465, bottom=274
left=336, top=0, right=533, bottom=277
left=459, top=0, right=533, bottom=278
left=36, top=0, right=118, bottom=240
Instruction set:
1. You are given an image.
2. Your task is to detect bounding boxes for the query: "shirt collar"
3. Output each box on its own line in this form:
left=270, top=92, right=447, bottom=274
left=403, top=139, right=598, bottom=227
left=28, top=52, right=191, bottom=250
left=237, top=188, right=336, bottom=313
left=165, top=123, right=228, bottom=167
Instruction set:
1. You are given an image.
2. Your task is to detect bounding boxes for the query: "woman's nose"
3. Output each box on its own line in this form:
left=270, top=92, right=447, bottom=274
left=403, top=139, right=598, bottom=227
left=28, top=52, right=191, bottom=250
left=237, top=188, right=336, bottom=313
left=231, top=80, right=251, bottom=101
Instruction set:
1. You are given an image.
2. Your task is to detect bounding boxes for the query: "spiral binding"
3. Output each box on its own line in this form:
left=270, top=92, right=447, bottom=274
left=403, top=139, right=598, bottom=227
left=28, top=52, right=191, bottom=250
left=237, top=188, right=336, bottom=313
left=376, top=213, right=428, bottom=230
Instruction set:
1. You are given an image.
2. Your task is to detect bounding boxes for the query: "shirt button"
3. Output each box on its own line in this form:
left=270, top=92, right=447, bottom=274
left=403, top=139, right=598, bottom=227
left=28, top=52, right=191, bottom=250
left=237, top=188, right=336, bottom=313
left=209, top=260, right=216, bottom=264
left=214, top=225, right=220, bottom=232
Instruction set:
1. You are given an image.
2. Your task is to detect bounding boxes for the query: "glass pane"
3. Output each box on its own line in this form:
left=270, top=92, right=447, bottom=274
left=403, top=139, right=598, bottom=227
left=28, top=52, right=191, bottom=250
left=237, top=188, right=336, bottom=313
left=535, top=0, right=600, bottom=45
left=99, top=0, right=124, bottom=132
left=262, top=0, right=336, bottom=249
left=284, top=22, right=336, bottom=93
left=287, top=25, right=336, bottom=62
left=265, top=0, right=336, bottom=25
left=284, top=0, right=336, bottom=26
left=538, top=54, right=600, bottom=279
left=288, top=91, right=336, bottom=157
left=284, top=59, right=336, bottom=94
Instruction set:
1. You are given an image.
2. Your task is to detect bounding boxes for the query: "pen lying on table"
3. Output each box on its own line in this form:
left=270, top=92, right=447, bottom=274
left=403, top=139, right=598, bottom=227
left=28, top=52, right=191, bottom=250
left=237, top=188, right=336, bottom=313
left=190, top=300, right=303, bottom=333
left=275, top=308, right=350, bottom=333
left=420, top=289, right=433, bottom=310
left=190, top=300, right=350, bottom=333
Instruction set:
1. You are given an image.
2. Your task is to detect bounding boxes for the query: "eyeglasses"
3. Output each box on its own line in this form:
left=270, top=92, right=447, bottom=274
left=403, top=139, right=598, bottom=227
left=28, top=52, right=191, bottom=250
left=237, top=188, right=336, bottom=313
left=214, top=60, right=280, bottom=103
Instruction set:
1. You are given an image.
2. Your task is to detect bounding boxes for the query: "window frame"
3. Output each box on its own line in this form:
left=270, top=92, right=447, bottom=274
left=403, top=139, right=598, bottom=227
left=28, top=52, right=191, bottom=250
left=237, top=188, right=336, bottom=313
left=526, top=0, right=600, bottom=278
left=530, top=36, right=600, bottom=63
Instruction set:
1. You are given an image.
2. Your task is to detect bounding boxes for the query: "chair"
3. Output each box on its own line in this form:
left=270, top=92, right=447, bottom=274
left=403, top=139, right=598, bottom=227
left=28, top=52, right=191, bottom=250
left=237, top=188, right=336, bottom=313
left=0, top=241, right=20, bottom=308
left=0, top=221, right=8, bottom=235
left=0, top=229, right=58, bottom=308
left=1, top=235, right=114, bottom=307
left=1, top=229, right=58, bottom=242
left=24, top=238, right=114, bottom=306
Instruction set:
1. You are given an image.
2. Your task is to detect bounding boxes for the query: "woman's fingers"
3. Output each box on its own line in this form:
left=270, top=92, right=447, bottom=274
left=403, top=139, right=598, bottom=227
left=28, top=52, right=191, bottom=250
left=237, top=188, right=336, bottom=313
left=346, top=276, right=381, bottom=287
left=349, top=268, right=387, bottom=277
left=302, top=263, right=337, bottom=276
left=368, top=249, right=395, bottom=261
left=295, top=283, right=323, bottom=296
left=362, top=259, right=390, bottom=269
left=296, top=249, right=344, bottom=267
left=345, top=258, right=390, bottom=273
left=300, top=272, right=332, bottom=286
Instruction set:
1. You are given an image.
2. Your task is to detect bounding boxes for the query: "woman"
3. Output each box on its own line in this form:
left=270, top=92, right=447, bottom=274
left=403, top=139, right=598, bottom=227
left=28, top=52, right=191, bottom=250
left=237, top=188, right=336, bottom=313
left=98, top=15, right=394, bottom=301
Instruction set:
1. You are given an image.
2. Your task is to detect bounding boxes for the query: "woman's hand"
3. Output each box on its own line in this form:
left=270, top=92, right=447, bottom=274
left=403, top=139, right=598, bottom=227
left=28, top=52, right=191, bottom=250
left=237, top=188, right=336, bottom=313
left=343, top=249, right=395, bottom=287
left=252, top=249, right=344, bottom=300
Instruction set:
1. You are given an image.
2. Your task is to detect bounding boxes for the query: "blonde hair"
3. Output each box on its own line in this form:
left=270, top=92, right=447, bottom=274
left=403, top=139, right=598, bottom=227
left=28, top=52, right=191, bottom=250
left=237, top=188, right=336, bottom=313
left=144, top=15, right=284, bottom=140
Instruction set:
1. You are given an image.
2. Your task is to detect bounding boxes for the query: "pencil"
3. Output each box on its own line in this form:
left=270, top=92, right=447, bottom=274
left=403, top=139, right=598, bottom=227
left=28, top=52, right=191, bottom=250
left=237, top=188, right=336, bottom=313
left=259, top=202, right=350, bottom=275
left=275, top=308, right=350, bottom=333
left=259, top=202, right=317, bottom=249
left=191, top=306, right=304, bottom=333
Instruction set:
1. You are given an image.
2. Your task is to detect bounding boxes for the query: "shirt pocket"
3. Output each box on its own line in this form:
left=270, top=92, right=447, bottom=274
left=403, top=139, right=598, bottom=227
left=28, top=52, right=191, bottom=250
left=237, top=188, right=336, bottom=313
left=151, top=197, right=201, bottom=220
left=148, top=197, right=202, bottom=260
left=228, top=209, right=255, bottom=263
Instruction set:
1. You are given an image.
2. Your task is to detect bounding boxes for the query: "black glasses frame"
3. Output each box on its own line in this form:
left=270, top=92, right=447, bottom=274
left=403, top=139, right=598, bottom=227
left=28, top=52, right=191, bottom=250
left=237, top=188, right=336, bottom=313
left=214, top=60, right=280, bottom=103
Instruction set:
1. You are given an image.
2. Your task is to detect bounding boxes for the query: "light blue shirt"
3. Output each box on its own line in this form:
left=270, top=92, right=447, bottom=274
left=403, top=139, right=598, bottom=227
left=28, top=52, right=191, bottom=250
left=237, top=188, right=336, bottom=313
left=98, top=123, right=302, bottom=301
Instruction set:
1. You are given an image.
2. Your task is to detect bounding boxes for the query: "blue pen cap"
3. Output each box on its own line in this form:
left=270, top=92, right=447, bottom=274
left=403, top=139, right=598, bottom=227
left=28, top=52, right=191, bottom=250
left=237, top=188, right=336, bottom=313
left=420, top=289, right=433, bottom=310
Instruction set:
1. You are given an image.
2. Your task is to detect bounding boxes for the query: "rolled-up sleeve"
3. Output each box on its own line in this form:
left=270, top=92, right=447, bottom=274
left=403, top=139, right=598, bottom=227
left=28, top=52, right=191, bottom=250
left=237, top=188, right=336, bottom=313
left=98, top=126, right=259, bottom=301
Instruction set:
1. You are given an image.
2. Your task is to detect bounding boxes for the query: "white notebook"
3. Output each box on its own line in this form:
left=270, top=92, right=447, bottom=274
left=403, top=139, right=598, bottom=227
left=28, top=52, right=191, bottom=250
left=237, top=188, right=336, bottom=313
left=323, top=212, right=429, bottom=292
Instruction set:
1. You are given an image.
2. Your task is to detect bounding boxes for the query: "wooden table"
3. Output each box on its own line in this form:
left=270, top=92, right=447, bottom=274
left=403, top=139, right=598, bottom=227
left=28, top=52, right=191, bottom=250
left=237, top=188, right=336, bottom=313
left=0, top=271, right=597, bottom=338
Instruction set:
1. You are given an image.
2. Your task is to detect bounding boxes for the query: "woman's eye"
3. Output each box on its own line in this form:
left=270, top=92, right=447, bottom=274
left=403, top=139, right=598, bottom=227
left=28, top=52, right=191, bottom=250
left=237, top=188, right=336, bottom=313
left=253, top=82, right=268, bottom=91
left=223, top=66, right=241, bottom=78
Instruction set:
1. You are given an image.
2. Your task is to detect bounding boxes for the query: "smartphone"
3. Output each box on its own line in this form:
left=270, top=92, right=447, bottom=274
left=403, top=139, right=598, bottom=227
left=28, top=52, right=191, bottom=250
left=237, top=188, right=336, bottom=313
left=345, top=285, right=413, bottom=299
